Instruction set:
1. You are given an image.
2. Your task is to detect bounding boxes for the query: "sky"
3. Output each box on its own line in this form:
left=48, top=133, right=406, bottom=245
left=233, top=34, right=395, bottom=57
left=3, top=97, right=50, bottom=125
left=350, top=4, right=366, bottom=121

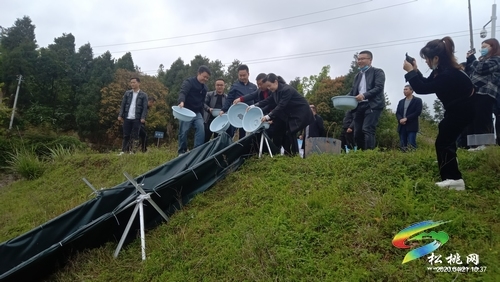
left=2, top=0, right=498, bottom=113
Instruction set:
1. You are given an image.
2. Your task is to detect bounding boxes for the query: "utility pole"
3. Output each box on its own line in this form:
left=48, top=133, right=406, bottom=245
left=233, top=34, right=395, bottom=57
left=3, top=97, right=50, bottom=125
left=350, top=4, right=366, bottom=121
left=9, top=75, right=23, bottom=130
left=492, top=3, right=497, bottom=38
left=468, top=0, right=474, bottom=50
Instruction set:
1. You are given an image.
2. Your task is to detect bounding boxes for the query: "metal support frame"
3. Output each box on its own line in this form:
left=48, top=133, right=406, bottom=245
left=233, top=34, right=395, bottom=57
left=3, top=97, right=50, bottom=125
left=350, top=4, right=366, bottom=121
left=113, top=172, right=169, bottom=260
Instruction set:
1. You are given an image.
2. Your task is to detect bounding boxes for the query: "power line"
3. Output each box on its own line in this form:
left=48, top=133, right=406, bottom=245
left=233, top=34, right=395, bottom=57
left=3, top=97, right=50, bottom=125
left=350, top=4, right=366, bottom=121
left=98, top=0, right=417, bottom=55
left=139, top=27, right=493, bottom=74
left=93, top=0, right=373, bottom=48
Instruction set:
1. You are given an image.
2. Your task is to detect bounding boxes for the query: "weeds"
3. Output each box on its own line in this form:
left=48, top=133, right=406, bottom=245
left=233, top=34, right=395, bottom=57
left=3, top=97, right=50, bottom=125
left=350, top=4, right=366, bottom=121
left=6, top=147, right=45, bottom=180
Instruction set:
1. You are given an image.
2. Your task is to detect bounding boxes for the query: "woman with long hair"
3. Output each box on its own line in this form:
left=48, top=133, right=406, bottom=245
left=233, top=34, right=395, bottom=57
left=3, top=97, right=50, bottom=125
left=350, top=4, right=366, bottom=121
left=403, top=36, right=475, bottom=191
left=465, top=38, right=500, bottom=150
left=253, top=73, right=314, bottom=155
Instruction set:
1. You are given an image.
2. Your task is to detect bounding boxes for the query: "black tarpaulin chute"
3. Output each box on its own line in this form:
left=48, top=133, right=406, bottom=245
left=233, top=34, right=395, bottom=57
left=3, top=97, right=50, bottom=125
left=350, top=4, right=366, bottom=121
left=0, top=132, right=278, bottom=282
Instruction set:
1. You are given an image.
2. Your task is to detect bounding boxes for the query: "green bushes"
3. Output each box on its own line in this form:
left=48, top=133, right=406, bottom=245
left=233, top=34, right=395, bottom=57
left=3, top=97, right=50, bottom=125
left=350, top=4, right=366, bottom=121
left=6, top=148, right=45, bottom=180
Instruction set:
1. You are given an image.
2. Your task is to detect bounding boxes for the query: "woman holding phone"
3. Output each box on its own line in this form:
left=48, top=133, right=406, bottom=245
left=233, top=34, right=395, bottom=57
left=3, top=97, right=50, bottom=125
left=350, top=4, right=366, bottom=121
left=403, top=36, right=475, bottom=191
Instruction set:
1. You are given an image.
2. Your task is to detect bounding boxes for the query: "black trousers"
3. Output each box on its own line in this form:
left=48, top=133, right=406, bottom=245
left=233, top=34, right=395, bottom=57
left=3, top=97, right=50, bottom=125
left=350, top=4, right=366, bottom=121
left=122, top=119, right=142, bottom=152
left=496, top=113, right=500, bottom=145
left=340, top=127, right=355, bottom=151
left=470, top=95, right=495, bottom=135
left=435, top=98, right=475, bottom=180
left=139, top=124, right=147, bottom=152
left=353, top=103, right=382, bottom=150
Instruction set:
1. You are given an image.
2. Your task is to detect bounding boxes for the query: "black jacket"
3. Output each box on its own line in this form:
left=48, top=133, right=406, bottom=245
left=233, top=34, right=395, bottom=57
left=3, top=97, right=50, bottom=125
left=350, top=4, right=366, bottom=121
left=118, top=90, right=148, bottom=120
left=348, top=67, right=386, bottom=110
left=396, top=96, right=422, bottom=133
left=405, top=68, right=474, bottom=112
left=222, top=80, right=257, bottom=112
left=305, top=114, right=325, bottom=137
left=241, top=89, right=272, bottom=114
left=178, top=76, right=208, bottom=114
left=255, top=83, right=314, bottom=133
left=342, top=110, right=355, bottom=129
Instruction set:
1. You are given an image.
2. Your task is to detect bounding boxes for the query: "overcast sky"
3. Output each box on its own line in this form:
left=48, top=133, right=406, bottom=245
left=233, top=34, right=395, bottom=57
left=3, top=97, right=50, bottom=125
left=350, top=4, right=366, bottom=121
left=2, top=0, right=498, bottom=112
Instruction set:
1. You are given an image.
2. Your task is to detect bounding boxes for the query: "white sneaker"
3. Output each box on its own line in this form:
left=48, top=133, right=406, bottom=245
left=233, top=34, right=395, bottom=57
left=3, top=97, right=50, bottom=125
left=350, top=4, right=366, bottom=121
left=435, top=179, right=465, bottom=191
left=117, top=152, right=125, bottom=156
left=468, top=145, right=486, bottom=152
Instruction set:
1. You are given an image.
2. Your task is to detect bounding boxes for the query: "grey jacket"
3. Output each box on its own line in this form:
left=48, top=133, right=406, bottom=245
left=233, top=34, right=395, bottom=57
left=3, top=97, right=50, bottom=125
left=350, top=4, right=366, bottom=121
left=203, top=91, right=227, bottom=123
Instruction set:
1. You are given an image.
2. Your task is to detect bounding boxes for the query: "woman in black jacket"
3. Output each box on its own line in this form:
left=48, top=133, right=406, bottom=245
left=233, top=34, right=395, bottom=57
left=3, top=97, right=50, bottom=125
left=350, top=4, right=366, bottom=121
left=403, top=36, right=475, bottom=191
left=254, top=73, right=314, bottom=155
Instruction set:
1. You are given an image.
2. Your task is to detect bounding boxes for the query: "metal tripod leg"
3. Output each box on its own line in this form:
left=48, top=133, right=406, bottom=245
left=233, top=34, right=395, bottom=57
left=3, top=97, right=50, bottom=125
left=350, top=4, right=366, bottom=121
left=113, top=172, right=170, bottom=260
left=258, top=132, right=273, bottom=158
left=113, top=200, right=140, bottom=258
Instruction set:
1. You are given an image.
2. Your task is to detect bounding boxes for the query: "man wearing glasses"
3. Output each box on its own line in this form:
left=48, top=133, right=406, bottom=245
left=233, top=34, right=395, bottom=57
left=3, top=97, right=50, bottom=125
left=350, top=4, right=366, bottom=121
left=348, top=50, right=386, bottom=150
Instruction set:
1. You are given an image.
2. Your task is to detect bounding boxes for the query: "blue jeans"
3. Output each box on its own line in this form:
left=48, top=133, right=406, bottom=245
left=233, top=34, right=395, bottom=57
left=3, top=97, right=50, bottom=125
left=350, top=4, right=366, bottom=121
left=399, top=127, right=417, bottom=151
left=178, top=112, right=205, bottom=154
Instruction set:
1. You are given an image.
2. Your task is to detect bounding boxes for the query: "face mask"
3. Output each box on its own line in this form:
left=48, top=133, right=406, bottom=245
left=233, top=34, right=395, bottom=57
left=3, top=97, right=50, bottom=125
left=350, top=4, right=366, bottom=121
left=480, top=48, right=489, bottom=56
left=430, top=63, right=438, bottom=70
left=359, top=65, right=369, bottom=72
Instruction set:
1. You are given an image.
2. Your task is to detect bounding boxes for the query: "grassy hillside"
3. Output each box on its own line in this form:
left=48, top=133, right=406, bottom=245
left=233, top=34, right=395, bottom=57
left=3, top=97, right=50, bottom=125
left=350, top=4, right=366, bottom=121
left=1, top=143, right=499, bottom=281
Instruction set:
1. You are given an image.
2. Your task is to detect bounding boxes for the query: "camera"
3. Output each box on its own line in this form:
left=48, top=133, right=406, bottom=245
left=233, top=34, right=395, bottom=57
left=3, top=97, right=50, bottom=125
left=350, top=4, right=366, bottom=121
left=480, top=28, right=487, bottom=38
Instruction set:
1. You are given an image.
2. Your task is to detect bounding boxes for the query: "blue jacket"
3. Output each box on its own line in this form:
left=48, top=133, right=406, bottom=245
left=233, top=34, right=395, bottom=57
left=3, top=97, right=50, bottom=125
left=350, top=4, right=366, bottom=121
left=222, top=80, right=257, bottom=112
left=396, top=96, right=422, bottom=133
left=178, top=76, right=208, bottom=114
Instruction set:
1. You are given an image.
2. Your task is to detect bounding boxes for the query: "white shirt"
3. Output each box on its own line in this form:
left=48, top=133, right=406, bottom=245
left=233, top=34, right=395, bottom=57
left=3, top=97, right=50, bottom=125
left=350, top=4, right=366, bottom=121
left=358, top=67, right=370, bottom=102
left=127, top=91, right=139, bottom=119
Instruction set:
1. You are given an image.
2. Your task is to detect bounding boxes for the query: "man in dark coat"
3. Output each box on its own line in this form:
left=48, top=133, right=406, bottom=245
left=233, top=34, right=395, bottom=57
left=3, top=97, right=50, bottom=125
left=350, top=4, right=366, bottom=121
left=138, top=96, right=156, bottom=152
left=396, top=85, right=423, bottom=151
left=348, top=50, right=386, bottom=150
left=299, top=105, right=325, bottom=157
left=177, top=65, right=211, bottom=155
left=220, top=64, right=257, bottom=139
left=118, top=77, right=148, bottom=155
left=340, top=110, right=355, bottom=152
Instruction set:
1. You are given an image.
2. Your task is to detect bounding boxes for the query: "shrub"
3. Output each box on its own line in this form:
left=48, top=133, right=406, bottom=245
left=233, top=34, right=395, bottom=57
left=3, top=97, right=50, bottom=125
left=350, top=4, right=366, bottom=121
left=6, top=147, right=45, bottom=180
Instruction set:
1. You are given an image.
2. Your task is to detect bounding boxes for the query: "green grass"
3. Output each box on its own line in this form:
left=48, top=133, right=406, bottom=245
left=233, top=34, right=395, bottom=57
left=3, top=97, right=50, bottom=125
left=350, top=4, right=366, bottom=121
left=1, top=141, right=499, bottom=281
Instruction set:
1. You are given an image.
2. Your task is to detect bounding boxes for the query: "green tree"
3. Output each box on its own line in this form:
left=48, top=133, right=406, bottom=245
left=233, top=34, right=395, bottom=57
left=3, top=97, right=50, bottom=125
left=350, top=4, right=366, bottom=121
left=75, top=51, right=115, bottom=142
left=115, top=52, right=135, bottom=72
left=301, top=65, right=330, bottom=97
left=288, top=77, right=302, bottom=94
left=0, top=16, right=38, bottom=104
left=225, top=59, right=241, bottom=90
left=420, top=102, right=433, bottom=122
left=433, top=99, right=444, bottom=123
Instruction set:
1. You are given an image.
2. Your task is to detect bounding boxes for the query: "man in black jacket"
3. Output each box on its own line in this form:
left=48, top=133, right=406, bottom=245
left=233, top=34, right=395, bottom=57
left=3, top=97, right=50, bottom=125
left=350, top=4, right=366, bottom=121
left=299, top=105, right=325, bottom=157
left=340, top=110, right=355, bottom=152
left=118, top=77, right=148, bottom=155
left=396, top=85, right=423, bottom=151
left=220, top=64, right=257, bottom=139
left=138, top=96, right=156, bottom=152
left=348, top=50, right=386, bottom=150
left=177, top=65, right=211, bottom=155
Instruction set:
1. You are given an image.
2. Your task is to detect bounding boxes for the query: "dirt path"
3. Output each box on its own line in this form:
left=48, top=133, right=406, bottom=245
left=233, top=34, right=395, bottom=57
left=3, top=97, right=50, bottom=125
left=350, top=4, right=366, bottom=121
left=0, top=172, right=17, bottom=189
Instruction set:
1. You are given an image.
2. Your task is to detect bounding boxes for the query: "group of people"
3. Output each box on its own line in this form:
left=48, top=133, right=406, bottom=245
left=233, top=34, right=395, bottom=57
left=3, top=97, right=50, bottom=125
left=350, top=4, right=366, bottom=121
left=177, top=64, right=314, bottom=156
left=117, top=36, right=500, bottom=191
